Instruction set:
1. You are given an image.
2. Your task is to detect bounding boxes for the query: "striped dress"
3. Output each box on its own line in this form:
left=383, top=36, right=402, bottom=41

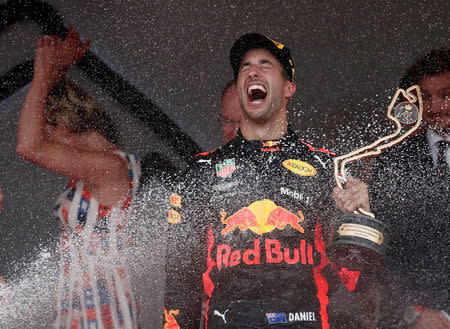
left=53, top=152, right=141, bottom=329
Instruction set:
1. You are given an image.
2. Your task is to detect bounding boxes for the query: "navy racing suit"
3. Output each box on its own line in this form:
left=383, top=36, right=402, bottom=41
left=164, top=128, right=343, bottom=329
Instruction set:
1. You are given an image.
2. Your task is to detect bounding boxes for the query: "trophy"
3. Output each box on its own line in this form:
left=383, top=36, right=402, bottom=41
left=326, top=85, right=423, bottom=272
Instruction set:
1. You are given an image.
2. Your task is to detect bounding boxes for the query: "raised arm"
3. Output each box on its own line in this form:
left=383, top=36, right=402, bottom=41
left=17, top=27, right=129, bottom=205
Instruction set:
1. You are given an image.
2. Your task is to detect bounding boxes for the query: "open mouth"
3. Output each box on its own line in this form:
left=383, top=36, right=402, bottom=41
left=247, top=84, right=267, bottom=104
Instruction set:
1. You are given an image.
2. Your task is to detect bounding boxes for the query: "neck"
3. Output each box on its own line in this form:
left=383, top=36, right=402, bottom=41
left=240, top=117, right=288, bottom=140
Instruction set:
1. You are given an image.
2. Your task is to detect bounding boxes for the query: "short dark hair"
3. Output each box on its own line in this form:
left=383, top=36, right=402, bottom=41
left=399, top=47, right=450, bottom=89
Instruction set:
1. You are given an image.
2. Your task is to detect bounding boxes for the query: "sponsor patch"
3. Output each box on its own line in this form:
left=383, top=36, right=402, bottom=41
left=220, top=199, right=304, bottom=235
left=266, top=312, right=287, bottom=324
left=280, top=187, right=312, bottom=205
left=261, top=141, right=280, bottom=152
left=283, top=159, right=316, bottom=176
left=167, top=209, right=181, bottom=224
left=216, top=158, right=236, bottom=178
left=170, top=194, right=181, bottom=207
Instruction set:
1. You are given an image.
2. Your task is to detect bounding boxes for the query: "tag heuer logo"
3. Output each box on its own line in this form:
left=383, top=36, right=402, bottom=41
left=216, top=158, right=236, bottom=178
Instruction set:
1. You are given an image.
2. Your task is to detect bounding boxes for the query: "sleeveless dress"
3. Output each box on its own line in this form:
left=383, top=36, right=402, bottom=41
left=53, top=152, right=141, bottom=329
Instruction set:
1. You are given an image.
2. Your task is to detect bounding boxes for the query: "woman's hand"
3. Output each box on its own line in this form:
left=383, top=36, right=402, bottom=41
left=33, top=25, right=90, bottom=88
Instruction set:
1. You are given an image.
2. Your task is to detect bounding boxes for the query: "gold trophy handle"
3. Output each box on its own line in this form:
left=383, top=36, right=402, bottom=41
left=334, top=85, right=423, bottom=218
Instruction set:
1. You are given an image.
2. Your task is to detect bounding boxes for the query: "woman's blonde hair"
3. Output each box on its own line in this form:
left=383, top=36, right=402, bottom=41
left=44, top=80, right=120, bottom=145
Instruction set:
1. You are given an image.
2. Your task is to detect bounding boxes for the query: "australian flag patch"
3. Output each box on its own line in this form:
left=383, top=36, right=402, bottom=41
left=266, top=312, right=287, bottom=324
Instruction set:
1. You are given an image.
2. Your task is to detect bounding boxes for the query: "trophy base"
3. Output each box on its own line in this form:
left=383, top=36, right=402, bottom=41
left=326, top=214, right=387, bottom=272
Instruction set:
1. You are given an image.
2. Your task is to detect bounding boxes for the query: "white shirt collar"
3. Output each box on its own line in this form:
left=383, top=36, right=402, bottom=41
left=426, top=128, right=450, bottom=167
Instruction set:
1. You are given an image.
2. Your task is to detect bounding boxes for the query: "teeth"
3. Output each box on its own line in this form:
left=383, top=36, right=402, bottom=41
left=247, top=84, right=266, bottom=93
left=251, top=99, right=263, bottom=104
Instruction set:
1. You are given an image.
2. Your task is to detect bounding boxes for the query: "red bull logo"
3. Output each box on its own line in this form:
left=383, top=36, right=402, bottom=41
left=263, top=141, right=278, bottom=147
left=268, top=37, right=285, bottom=50
left=216, top=238, right=315, bottom=269
left=261, top=141, right=280, bottom=152
left=164, top=308, right=180, bottom=329
left=220, top=199, right=304, bottom=235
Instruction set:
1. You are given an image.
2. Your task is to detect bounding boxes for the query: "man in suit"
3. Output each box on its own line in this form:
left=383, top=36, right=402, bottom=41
left=370, top=48, right=449, bottom=329
left=221, top=80, right=241, bottom=144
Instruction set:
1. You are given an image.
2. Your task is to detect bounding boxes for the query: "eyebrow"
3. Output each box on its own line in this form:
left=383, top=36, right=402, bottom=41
left=240, top=58, right=275, bottom=68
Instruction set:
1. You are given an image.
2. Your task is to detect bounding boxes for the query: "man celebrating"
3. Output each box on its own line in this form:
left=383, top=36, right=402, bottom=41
left=370, top=48, right=449, bottom=329
left=164, top=33, right=370, bottom=329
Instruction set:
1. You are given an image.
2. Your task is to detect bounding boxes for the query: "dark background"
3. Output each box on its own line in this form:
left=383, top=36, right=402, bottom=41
left=0, top=0, right=448, bottom=327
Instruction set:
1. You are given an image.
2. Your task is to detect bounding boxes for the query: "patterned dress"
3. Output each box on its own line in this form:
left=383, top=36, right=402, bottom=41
left=53, top=152, right=141, bottom=329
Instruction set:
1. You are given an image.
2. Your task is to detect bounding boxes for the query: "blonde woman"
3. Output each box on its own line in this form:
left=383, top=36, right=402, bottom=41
left=17, top=27, right=140, bottom=328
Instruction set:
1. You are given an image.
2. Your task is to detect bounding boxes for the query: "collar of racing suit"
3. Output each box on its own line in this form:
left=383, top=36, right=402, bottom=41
left=233, top=125, right=299, bottom=152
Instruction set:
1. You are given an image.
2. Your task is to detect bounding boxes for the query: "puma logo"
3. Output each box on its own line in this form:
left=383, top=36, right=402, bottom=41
left=197, top=159, right=212, bottom=165
left=214, top=309, right=229, bottom=323
left=314, top=155, right=330, bottom=169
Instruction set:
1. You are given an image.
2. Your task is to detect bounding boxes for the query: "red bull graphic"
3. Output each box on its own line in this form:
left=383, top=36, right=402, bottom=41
left=216, top=238, right=315, bottom=269
left=168, top=209, right=181, bottom=224
left=170, top=194, right=181, bottom=207
left=220, top=199, right=304, bottom=235
left=164, top=308, right=180, bottom=329
left=267, top=37, right=285, bottom=50
left=263, top=141, right=278, bottom=147
left=261, top=141, right=280, bottom=152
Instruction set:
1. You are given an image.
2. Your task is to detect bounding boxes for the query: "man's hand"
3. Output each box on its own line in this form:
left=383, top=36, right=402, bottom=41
left=414, top=308, right=450, bottom=329
left=33, top=25, right=90, bottom=88
left=332, top=177, right=371, bottom=214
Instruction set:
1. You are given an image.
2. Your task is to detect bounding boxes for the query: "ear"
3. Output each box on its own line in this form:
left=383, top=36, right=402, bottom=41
left=284, top=81, right=296, bottom=98
left=56, top=119, right=71, bottom=134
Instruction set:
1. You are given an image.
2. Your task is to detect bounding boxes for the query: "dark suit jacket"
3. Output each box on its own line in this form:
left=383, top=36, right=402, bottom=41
left=370, top=132, right=449, bottom=314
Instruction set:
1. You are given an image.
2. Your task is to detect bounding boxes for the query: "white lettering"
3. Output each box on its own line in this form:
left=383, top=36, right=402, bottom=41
left=280, top=187, right=311, bottom=204
left=197, top=159, right=212, bottom=165
left=288, top=312, right=317, bottom=322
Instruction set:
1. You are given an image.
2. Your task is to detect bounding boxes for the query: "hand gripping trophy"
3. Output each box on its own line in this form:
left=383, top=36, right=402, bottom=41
left=326, top=85, right=423, bottom=272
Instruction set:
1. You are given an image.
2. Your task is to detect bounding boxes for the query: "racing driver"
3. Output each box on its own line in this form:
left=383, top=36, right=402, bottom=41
left=163, top=33, right=371, bottom=329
